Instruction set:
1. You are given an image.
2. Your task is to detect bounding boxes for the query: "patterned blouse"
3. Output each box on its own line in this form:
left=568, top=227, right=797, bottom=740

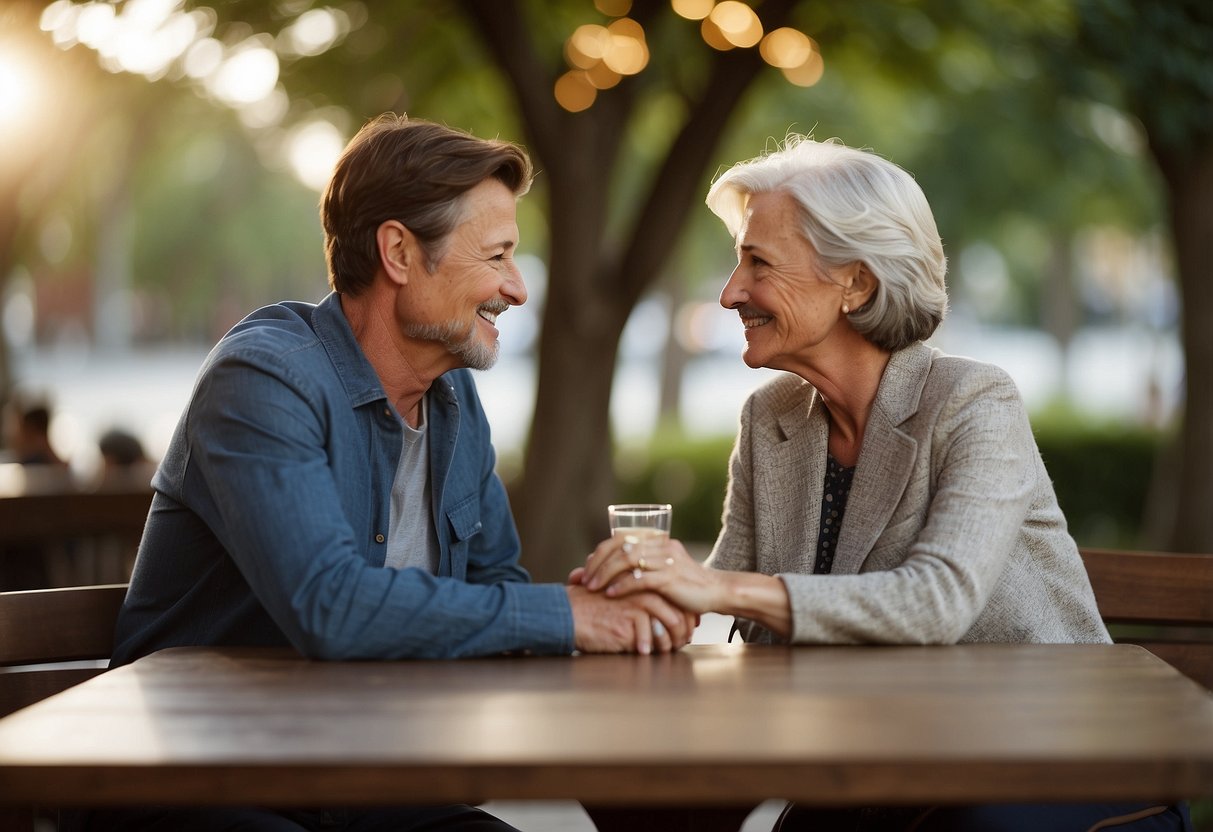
left=814, top=454, right=856, bottom=575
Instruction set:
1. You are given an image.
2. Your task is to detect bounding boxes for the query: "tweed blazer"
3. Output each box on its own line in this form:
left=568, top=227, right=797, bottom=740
left=706, top=341, right=1110, bottom=645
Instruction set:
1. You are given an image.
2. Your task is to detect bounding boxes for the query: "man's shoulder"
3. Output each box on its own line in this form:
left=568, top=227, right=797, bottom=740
left=213, top=302, right=325, bottom=361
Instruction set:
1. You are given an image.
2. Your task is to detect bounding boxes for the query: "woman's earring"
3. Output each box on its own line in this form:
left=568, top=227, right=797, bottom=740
left=842, top=303, right=850, bottom=314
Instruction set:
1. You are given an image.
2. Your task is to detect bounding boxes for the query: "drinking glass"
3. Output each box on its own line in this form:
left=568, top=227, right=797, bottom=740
left=607, top=503, right=672, bottom=551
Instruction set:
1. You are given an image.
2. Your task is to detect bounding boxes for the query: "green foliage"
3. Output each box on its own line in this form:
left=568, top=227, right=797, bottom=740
left=1031, top=407, right=1165, bottom=547
left=1075, top=0, right=1213, bottom=150
left=615, top=418, right=1164, bottom=548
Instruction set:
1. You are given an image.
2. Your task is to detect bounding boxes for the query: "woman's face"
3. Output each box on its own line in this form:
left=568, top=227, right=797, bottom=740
left=718, top=190, right=851, bottom=373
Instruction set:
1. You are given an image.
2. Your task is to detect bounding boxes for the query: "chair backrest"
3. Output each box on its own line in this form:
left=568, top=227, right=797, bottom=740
left=0, top=490, right=151, bottom=544
left=0, top=583, right=129, bottom=717
left=1079, top=548, right=1213, bottom=689
left=0, top=490, right=151, bottom=590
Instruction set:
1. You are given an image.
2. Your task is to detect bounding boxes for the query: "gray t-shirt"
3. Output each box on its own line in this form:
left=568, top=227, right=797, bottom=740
left=384, top=395, right=439, bottom=574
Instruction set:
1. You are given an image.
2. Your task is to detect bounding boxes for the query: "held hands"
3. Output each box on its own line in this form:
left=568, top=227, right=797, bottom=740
left=576, top=535, right=726, bottom=617
left=565, top=583, right=698, bottom=655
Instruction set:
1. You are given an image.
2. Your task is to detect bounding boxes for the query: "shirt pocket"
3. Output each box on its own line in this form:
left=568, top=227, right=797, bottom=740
left=444, top=493, right=483, bottom=577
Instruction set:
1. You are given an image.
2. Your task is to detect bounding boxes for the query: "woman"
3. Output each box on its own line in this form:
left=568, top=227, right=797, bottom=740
left=580, top=137, right=1191, bottom=832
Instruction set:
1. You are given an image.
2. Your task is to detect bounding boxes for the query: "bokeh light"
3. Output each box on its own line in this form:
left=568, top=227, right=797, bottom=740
left=603, top=18, right=648, bottom=75
left=567, top=24, right=611, bottom=68
left=699, top=15, right=733, bottom=51
left=559, top=16, right=648, bottom=108
left=554, top=70, right=597, bottom=112
left=671, top=0, right=715, bottom=21
left=782, top=46, right=825, bottom=87
left=594, top=0, right=632, bottom=16
left=709, top=2, right=762, bottom=48
left=182, top=37, right=223, bottom=79
left=206, top=37, right=280, bottom=106
left=759, top=27, right=812, bottom=69
left=279, top=7, right=349, bottom=58
left=586, top=61, right=622, bottom=90
left=286, top=118, right=346, bottom=192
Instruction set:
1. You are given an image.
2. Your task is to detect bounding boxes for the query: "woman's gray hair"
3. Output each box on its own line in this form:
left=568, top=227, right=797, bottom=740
left=706, top=135, right=948, bottom=351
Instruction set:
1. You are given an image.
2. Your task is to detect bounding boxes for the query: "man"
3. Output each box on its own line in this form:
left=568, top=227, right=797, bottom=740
left=98, top=115, right=692, bottom=831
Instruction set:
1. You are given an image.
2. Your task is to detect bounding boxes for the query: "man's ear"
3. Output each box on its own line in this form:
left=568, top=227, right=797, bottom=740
left=376, top=220, right=418, bottom=287
left=843, top=262, right=878, bottom=311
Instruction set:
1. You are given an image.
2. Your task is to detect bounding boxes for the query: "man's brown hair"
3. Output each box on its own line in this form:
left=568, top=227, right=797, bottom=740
left=321, top=114, right=533, bottom=295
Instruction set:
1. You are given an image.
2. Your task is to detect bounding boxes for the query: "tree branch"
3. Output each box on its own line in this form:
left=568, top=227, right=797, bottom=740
left=455, top=0, right=565, bottom=167
left=617, top=0, right=797, bottom=303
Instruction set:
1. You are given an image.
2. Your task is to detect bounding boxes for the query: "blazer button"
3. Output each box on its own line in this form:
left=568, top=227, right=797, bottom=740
left=375, top=534, right=385, bottom=544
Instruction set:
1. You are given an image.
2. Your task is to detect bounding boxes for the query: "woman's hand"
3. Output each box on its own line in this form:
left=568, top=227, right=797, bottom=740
left=579, top=535, right=726, bottom=615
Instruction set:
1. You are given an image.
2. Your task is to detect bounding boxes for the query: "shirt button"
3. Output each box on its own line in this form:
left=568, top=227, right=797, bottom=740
left=375, top=534, right=385, bottom=544
left=383, top=407, right=391, bottom=417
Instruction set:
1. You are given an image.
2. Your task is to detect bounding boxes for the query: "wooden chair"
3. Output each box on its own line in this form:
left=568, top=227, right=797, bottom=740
left=1079, top=547, right=1213, bottom=690
left=0, top=583, right=128, bottom=831
left=0, top=490, right=151, bottom=589
left=0, top=583, right=128, bottom=717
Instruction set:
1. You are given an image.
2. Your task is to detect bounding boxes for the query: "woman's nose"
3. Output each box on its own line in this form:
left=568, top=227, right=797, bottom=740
left=719, top=266, right=748, bottom=310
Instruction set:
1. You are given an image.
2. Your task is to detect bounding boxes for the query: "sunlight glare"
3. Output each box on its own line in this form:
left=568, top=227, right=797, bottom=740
left=0, top=52, right=35, bottom=132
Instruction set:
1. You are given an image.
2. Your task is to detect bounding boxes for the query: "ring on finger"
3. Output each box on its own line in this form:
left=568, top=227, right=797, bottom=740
left=652, top=620, right=666, bottom=638
left=637, top=557, right=648, bottom=571
left=632, top=567, right=643, bottom=580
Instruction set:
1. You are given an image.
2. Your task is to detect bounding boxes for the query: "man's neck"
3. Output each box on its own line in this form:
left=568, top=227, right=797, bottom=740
left=339, top=290, right=450, bottom=428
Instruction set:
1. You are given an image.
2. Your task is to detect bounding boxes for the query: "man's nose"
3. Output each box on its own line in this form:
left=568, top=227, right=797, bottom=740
left=503, top=264, right=527, bottom=306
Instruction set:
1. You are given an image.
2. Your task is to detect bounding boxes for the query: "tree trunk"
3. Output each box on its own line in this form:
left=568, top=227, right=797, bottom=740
left=1150, top=141, right=1213, bottom=552
left=458, top=0, right=796, bottom=579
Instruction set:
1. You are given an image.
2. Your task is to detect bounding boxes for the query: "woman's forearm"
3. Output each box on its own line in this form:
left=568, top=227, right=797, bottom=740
left=717, top=570, right=793, bottom=639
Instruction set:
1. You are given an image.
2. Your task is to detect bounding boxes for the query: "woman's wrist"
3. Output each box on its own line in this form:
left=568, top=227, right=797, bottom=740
left=718, top=571, right=793, bottom=639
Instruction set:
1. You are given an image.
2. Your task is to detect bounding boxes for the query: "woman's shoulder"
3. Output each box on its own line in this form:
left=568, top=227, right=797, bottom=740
left=922, top=348, right=1019, bottom=401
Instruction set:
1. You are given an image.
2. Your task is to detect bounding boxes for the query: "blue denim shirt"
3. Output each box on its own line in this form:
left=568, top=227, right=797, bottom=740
left=111, top=293, right=574, bottom=664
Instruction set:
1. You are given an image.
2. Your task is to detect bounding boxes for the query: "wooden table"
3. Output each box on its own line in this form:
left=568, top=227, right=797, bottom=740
left=0, top=644, right=1210, bottom=807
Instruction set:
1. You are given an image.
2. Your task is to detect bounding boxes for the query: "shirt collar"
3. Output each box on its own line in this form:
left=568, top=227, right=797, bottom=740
left=312, top=292, right=390, bottom=408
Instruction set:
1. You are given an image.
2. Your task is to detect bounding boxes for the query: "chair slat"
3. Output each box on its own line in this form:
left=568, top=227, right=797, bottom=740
left=0, top=584, right=128, bottom=665
left=1080, top=548, right=1213, bottom=690
left=1079, top=548, right=1213, bottom=626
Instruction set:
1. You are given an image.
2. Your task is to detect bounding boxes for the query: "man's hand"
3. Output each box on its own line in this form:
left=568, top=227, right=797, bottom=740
left=565, top=584, right=698, bottom=654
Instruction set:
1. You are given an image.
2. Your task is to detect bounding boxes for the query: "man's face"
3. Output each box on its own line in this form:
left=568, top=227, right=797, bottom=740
left=401, top=178, right=526, bottom=372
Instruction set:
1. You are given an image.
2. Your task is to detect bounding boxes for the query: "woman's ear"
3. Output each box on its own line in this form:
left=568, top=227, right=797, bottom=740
left=843, top=262, right=877, bottom=311
left=376, top=220, right=417, bottom=287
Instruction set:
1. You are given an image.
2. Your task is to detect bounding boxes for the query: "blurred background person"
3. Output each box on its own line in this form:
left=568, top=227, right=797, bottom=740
left=94, top=427, right=154, bottom=491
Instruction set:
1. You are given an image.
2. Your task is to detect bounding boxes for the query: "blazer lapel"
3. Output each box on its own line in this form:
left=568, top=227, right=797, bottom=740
left=831, top=344, right=933, bottom=575
left=764, top=382, right=829, bottom=576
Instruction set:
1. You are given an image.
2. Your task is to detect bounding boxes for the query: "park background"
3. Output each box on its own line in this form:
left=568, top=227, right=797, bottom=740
left=0, top=0, right=1209, bottom=589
